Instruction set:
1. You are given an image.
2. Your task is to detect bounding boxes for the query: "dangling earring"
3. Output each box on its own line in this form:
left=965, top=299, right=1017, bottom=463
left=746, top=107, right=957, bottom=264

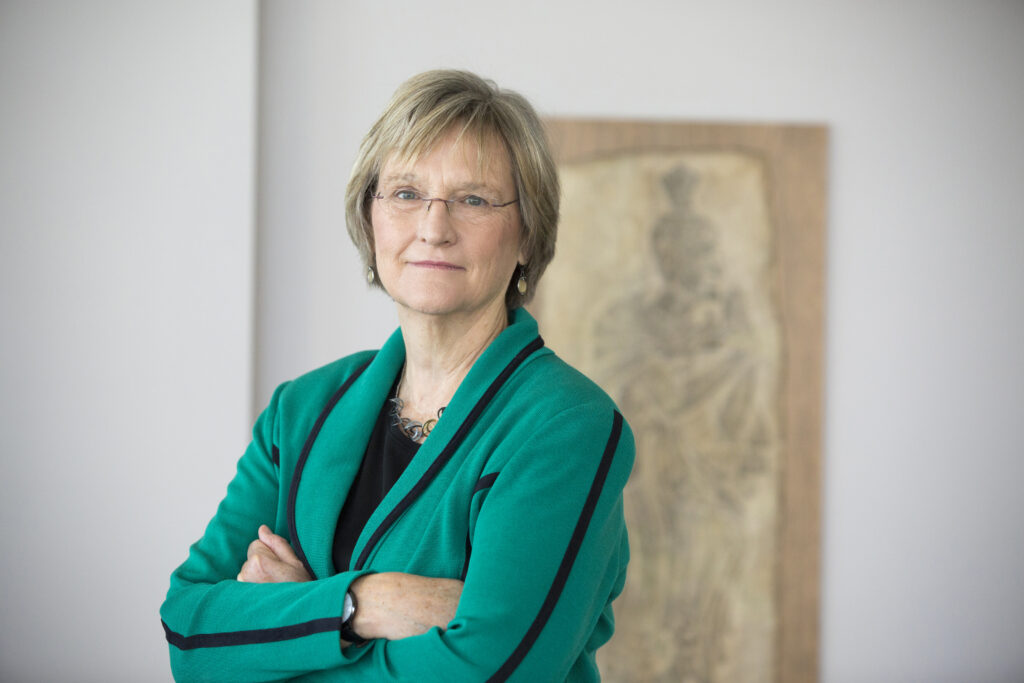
left=366, top=265, right=375, bottom=284
left=516, top=266, right=528, bottom=295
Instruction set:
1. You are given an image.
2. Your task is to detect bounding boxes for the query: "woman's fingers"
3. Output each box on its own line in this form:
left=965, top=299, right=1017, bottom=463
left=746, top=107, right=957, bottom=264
left=239, top=552, right=296, bottom=583
left=247, top=537, right=273, bottom=560
left=257, top=524, right=303, bottom=568
left=237, top=525, right=312, bottom=583
left=238, top=552, right=271, bottom=582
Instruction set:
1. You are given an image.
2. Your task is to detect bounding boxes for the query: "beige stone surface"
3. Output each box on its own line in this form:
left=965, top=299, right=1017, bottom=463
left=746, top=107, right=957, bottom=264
left=531, top=151, right=782, bottom=683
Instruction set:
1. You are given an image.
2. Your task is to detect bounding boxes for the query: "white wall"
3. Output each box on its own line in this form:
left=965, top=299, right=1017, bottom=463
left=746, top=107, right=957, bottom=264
left=257, top=1, right=1024, bottom=682
left=0, top=2, right=256, bottom=681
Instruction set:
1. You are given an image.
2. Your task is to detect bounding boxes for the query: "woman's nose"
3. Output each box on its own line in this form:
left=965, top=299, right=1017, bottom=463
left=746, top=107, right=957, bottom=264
left=417, top=199, right=457, bottom=244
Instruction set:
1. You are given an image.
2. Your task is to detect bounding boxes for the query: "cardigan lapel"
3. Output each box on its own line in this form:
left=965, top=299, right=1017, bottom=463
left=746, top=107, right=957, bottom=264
left=351, top=309, right=547, bottom=571
left=291, top=327, right=406, bottom=579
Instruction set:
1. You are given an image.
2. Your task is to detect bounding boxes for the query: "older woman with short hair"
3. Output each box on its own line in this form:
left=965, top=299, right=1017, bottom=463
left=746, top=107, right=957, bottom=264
left=161, top=69, right=634, bottom=682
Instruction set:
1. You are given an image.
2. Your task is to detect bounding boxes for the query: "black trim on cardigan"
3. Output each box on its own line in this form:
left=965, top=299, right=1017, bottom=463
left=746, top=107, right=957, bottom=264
left=460, top=532, right=473, bottom=582
left=472, top=471, right=499, bottom=494
left=162, top=617, right=341, bottom=650
left=288, top=358, right=374, bottom=579
left=486, top=410, right=624, bottom=683
left=271, top=445, right=280, bottom=467
left=461, top=472, right=500, bottom=580
left=354, top=336, right=544, bottom=571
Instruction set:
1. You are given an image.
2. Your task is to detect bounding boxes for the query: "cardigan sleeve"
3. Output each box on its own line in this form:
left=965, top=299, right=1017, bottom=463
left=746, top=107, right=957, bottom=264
left=160, top=382, right=374, bottom=682
left=291, top=403, right=635, bottom=683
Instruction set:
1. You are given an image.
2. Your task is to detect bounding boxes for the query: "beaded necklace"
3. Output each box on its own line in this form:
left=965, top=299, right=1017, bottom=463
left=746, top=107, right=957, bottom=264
left=389, top=365, right=446, bottom=442
left=388, top=396, right=444, bottom=442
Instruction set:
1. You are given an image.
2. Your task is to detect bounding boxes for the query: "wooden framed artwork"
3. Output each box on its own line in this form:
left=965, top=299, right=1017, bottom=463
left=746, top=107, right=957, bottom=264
left=529, top=119, right=827, bottom=683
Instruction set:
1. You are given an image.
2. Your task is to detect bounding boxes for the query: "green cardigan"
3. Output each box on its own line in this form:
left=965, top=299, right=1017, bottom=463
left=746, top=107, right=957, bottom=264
left=161, top=309, right=634, bottom=682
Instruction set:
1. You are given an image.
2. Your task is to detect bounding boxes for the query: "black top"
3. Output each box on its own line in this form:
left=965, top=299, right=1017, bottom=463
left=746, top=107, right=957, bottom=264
left=332, top=396, right=420, bottom=573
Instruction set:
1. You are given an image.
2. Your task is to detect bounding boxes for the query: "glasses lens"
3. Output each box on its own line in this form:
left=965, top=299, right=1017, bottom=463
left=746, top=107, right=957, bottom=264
left=376, top=190, right=510, bottom=225
left=450, top=198, right=492, bottom=224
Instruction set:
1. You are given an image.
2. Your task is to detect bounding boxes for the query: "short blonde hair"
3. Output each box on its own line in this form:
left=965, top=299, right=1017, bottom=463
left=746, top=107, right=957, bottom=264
left=345, top=69, right=559, bottom=308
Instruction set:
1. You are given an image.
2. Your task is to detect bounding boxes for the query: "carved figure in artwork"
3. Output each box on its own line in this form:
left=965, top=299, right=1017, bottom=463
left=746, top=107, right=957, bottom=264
left=592, top=162, right=779, bottom=682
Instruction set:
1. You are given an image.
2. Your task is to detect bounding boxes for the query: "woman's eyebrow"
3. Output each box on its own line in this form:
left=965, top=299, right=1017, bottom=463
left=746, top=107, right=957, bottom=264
left=378, top=175, right=498, bottom=194
left=455, top=181, right=494, bottom=193
left=378, top=173, right=419, bottom=185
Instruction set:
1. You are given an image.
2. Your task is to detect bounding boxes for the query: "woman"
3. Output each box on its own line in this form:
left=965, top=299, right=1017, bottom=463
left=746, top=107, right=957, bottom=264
left=161, top=69, right=634, bottom=682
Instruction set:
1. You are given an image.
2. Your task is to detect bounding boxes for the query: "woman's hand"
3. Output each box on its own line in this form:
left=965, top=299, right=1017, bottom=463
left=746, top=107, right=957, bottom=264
left=237, top=525, right=312, bottom=583
left=350, top=572, right=463, bottom=641
left=236, top=527, right=462, bottom=643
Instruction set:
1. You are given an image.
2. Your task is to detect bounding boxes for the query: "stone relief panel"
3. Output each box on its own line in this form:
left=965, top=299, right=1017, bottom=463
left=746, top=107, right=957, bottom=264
left=532, top=151, right=782, bottom=683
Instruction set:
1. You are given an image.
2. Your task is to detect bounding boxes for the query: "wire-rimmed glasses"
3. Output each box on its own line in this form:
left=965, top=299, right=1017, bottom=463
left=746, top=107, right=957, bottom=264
left=370, top=188, right=518, bottom=226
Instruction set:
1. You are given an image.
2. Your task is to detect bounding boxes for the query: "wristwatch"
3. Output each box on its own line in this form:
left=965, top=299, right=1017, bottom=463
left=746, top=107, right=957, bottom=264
left=340, top=590, right=367, bottom=646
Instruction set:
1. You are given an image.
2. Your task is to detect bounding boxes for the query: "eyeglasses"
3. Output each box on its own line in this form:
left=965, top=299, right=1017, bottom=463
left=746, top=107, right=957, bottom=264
left=370, top=188, right=518, bottom=225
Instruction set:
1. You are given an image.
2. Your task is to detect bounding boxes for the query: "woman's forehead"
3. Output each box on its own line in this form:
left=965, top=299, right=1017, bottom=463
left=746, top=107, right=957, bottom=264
left=380, top=128, right=513, bottom=187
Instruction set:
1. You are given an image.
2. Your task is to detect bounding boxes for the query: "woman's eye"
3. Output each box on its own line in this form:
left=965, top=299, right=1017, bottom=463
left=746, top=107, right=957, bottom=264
left=395, top=190, right=418, bottom=201
left=462, top=195, right=486, bottom=207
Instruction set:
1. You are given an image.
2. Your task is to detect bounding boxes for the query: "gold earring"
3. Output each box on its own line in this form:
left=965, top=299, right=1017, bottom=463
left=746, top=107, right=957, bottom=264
left=517, top=268, right=528, bottom=295
left=366, top=265, right=375, bottom=284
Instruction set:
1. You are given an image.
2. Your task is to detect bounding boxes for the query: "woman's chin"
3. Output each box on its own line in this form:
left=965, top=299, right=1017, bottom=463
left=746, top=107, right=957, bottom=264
left=393, top=294, right=464, bottom=319
left=393, top=293, right=506, bottom=323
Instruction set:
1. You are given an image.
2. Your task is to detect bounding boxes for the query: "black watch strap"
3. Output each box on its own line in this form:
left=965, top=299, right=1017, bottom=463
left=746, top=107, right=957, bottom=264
left=340, top=591, right=367, bottom=646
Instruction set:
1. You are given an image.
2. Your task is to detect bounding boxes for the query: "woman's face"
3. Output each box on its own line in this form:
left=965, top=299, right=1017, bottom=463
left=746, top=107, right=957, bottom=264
left=371, top=128, right=523, bottom=324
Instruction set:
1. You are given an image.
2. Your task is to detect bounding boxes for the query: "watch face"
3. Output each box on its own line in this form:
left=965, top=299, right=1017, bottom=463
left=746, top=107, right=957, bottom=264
left=342, top=591, right=355, bottom=623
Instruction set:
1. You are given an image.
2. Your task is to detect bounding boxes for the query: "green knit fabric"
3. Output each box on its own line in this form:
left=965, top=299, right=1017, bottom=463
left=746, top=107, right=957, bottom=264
left=161, top=309, right=634, bottom=682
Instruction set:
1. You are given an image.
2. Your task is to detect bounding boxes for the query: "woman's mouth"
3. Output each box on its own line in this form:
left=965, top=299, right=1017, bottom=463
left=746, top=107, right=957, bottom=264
left=410, top=260, right=463, bottom=270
